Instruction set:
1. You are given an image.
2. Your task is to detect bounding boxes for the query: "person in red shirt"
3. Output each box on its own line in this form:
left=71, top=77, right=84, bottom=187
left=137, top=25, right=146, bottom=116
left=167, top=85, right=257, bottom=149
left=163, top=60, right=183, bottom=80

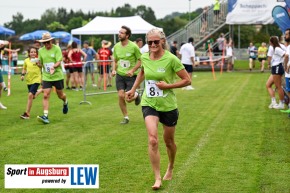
left=97, top=40, right=113, bottom=89
left=68, top=41, right=87, bottom=90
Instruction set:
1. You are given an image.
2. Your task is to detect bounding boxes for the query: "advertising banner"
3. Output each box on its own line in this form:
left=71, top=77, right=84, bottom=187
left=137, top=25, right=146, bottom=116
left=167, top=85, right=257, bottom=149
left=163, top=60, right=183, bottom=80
left=272, top=5, right=290, bottom=33
left=5, top=164, right=99, bottom=189
left=226, top=0, right=286, bottom=24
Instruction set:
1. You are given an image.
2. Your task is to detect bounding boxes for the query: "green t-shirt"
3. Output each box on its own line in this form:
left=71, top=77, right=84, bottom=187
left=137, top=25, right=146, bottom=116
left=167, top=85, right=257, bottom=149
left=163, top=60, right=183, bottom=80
left=141, top=50, right=185, bottom=112
left=23, top=58, right=41, bottom=85
left=113, top=40, right=141, bottom=76
left=38, top=44, right=63, bottom=81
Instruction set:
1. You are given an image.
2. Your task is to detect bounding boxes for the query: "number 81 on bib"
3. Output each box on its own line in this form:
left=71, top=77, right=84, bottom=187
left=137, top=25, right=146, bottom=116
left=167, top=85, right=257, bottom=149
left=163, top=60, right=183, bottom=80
left=145, top=80, right=163, bottom=97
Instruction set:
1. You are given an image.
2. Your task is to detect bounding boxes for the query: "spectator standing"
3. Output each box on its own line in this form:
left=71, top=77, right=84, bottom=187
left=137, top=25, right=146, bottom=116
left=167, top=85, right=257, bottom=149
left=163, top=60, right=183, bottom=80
left=281, top=28, right=290, bottom=115
left=36, top=32, right=68, bottom=124
left=11, top=48, right=20, bottom=74
left=216, top=33, right=225, bottom=55
left=97, top=40, right=113, bottom=89
left=62, top=44, right=72, bottom=89
left=179, top=37, right=195, bottom=90
left=126, top=28, right=191, bottom=190
left=267, top=36, right=285, bottom=110
left=68, top=41, right=87, bottom=91
left=213, top=0, right=221, bottom=23
left=200, top=6, right=208, bottom=34
left=112, top=25, right=142, bottom=124
left=170, top=41, right=179, bottom=57
left=82, top=41, right=97, bottom=87
left=135, top=38, right=144, bottom=50
left=0, top=40, right=9, bottom=109
left=226, top=39, right=233, bottom=72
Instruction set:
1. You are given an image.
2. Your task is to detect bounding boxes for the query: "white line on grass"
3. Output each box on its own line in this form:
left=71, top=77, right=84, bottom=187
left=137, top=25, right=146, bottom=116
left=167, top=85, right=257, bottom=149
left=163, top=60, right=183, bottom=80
left=167, top=76, right=250, bottom=192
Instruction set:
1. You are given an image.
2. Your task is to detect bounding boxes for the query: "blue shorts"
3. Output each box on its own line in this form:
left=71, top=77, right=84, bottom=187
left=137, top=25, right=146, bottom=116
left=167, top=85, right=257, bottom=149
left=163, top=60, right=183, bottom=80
left=271, top=63, right=284, bottom=75
left=285, top=77, right=290, bottom=92
left=183, top=64, right=193, bottom=73
left=27, top=83, right=40, bottom=95
left=85, top=63, right=95, bottom=74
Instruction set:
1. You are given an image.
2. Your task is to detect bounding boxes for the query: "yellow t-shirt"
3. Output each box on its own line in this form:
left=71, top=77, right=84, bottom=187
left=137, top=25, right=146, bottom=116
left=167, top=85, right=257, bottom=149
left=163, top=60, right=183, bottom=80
left=23, top=58, right=42, bottom=85
left=258, top=46, right=267, bottom=58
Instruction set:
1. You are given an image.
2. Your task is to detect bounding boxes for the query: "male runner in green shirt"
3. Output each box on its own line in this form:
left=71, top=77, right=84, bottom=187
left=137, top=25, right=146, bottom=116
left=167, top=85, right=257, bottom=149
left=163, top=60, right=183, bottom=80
left=37, top=32, right=68, bottom=124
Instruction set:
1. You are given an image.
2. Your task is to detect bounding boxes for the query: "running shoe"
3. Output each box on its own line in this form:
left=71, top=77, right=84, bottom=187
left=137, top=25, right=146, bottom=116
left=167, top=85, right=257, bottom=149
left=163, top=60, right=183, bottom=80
left=135, top=93, right=141, bottom=106
left=20, top=112, right=30, bottom=119
left=0, top=102, right=7, bottom=110
left=273, top=103, right=285, bottom=110
left=268, top=102, right=278, bottom=109
left=63, top=101, right=68, bottom=114
left=120, top=117, right=129, bottom=124
left=37, top=115, right=49, bottom=124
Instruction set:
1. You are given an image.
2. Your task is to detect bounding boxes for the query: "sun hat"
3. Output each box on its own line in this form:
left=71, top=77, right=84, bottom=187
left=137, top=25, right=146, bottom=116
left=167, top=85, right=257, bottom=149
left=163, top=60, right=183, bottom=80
left=38, top=32, right=54, bottom=42
left=101, top=40, right=112, bottom=48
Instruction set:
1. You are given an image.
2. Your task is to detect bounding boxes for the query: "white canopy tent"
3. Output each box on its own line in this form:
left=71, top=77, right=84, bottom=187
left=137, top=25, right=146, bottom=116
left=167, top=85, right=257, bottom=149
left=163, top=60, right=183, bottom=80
left=71, top=16, right=163, bottom=43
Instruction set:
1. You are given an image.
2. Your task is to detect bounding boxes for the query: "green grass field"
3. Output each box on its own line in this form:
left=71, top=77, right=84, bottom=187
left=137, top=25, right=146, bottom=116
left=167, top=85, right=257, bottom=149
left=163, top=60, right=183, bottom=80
left=0, top=61, right=289, bottom=193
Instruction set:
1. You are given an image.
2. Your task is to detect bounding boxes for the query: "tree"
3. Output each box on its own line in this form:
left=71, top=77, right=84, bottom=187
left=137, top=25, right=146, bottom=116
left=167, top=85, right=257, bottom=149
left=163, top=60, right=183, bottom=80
left=114, top=4, right=134, bottom=17
left=47, top=21, right=66, bottom=31
left=6, top=12, right=24, bottom=34
left=134, top=5, right=156, bottom=23
left=40, top=8, right=58, bottom=28
left=66, top=17, right=83, bottom=32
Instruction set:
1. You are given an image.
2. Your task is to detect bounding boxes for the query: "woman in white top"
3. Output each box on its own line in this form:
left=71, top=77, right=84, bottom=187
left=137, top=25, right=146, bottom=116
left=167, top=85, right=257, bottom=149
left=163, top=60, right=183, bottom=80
left=268, top=36, right=286, bottom=109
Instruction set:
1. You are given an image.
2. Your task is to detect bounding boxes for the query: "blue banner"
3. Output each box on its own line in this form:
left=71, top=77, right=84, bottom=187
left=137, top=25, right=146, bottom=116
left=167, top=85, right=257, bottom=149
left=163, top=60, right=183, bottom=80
left=285, top=0, right=290, bottom=9
left=228, top=0, right=238, bottom=12
left=272, top=5, right=290, bottom=33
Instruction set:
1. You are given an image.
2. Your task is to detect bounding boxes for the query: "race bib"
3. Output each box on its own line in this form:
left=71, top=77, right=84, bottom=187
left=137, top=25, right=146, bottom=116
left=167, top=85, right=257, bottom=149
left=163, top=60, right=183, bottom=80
left=120, top=60, right=130, bottom=68
left=44, top=62, right=54, bottom=73
left=145, top=80, right=163, bottom=98
left=250, top=52, right=255, bottom=57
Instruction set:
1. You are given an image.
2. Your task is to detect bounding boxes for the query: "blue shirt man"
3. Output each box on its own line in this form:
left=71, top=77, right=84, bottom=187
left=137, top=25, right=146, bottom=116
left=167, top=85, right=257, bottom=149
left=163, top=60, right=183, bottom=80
left=82, top=41, right=97, bottom=86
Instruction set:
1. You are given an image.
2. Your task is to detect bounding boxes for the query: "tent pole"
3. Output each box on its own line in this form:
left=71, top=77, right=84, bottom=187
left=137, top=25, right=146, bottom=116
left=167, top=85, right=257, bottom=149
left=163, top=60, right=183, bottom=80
left=114, top=34, right=116, bottom=44
left=238, top=25, right=240, bottom=59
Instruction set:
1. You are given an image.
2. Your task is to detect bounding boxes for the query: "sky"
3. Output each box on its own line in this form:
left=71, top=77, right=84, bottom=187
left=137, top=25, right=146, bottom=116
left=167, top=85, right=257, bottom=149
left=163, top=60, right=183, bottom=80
left=0, top=0, right=213, bottom=25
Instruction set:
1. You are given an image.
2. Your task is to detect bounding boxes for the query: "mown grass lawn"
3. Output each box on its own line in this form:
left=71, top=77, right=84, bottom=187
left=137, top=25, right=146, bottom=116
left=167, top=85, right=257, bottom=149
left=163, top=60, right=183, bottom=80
left=0, top=61, right=289, bottom=193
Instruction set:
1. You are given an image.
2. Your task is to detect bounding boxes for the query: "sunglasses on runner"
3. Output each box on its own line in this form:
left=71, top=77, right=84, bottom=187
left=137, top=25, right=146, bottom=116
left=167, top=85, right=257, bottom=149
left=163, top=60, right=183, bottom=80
left=43, top=41, right=51, bottom=45
left=147, top=40, right=160, bottom=45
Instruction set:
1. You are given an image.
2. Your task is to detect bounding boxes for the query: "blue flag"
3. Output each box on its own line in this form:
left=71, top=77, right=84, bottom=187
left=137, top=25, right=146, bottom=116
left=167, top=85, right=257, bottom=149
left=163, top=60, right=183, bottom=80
left=285, top=0, right=290, bottom=9
left=272, top=5, right=290, bottom=33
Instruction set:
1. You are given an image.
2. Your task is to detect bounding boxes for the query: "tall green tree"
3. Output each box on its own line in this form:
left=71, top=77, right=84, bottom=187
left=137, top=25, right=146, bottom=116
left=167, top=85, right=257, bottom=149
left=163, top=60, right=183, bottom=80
left=134, top=5, right=156, bottom=23
left=6, top=12, right=24, bottom=34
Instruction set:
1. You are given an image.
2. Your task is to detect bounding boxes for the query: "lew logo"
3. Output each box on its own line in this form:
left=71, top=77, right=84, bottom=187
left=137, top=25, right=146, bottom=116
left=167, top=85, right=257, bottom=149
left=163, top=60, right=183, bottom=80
left=70, top=167, right=98, bottom=186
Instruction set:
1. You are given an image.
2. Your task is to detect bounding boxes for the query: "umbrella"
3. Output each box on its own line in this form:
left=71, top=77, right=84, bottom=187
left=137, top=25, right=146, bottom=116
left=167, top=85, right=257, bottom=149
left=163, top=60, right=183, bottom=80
left=0, top=25, right=15, bottom=35
left=61, top=36, right=81, bottom=44
left=19, top=30, right=50, bottom=40
left=51, top=31, right=71, bottom=38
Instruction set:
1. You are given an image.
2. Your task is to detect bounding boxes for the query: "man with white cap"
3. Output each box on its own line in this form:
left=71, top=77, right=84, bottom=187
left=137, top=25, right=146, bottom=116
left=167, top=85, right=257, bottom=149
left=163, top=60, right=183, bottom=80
left=0, top=40, right=9, bottom=109
left=37, top=32, right=68, bottom=124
